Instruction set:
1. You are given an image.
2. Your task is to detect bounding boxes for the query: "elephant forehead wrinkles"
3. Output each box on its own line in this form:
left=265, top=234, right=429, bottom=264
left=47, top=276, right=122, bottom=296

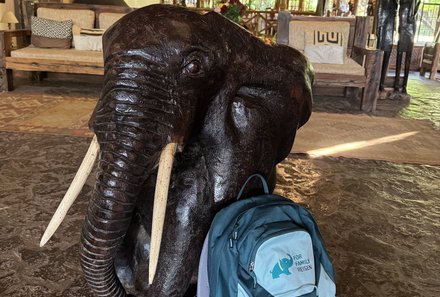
left=169, top=20, right=192, bottom=40
left=123, top=50, right=165, bottom=66
left=105, top=51, right=167, bottom=71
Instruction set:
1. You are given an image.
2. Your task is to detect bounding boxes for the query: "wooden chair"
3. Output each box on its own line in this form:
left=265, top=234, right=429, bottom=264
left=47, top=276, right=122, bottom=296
left=277, top=13, right=383, bottom=112
left=420, top=27, right=440, bottom=80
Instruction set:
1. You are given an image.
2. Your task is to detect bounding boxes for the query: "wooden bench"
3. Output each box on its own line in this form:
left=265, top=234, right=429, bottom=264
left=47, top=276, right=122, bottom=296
left=0, top=3, right=134, bottom=91
left=277, top=14, right=383, bottom=112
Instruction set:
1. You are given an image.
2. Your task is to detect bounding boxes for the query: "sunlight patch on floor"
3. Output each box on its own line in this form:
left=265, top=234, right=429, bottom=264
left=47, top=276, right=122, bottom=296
left=306, top=131, right=419, bottom=158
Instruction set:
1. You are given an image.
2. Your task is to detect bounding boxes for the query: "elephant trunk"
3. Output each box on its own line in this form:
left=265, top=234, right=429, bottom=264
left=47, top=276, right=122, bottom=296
left=80, top=77, right=187, bottom=296
left=80, top=141, right=145, bottom=297
left=287, top=254, right=294, bottom=266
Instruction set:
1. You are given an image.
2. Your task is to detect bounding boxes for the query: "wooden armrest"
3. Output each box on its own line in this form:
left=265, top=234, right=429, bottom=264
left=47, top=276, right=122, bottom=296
left=351, top=46, right=381, bottom=66
left=0, top=29, right=32, bottom=56
left=352, top=46, right=383, bottom=112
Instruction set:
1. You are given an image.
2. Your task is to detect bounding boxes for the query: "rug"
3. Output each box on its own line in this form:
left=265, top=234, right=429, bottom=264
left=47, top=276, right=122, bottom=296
left=1, top=132, right=439, bottom=297
left=294, top=112, right=440, bottom=165
left=1, top=87, right=440, bottom=165
left=0, top=92, right=96, bottom=137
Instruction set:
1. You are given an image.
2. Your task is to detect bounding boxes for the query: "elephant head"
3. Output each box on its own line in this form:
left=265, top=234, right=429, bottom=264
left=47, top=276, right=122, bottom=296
left=283, top=254, right=294, bottom=269
left=41, top=4, right=313, bottom=296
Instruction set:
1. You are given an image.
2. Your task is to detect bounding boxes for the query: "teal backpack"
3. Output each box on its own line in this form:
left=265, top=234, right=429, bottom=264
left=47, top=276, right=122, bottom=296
left=197, top=174, right=336, bottom=297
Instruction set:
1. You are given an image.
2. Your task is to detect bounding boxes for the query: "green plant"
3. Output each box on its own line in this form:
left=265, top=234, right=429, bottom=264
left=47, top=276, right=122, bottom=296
left=215, top=0, right=247, bottom=24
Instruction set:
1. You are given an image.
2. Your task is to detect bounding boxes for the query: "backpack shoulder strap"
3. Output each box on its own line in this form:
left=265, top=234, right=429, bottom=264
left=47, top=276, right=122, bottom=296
left=236, top=174, right=269, bottom=200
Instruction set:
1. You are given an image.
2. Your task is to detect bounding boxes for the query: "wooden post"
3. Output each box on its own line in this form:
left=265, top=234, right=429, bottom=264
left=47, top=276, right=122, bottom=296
left=316, top=0, right=325, bottom=15
left=429, top=43, right=440, bottom=80
left=361, top=48, right=383, bottom=112
left=299, top=0, right=305, bottom=11
left=0, top=32, right=16, bottom=91
left=14, top=0, right=34, bottom=29
left=352, top=0, right=359, bottom=15
left=277, top=11, right=292, bottom=45
left=0, top=30, right=32, bottom=91
left=281, top=0, right=288, bottom=10
left=0, top=32, right=7, bottom=92
left=353, top=16, right=374, bottom=49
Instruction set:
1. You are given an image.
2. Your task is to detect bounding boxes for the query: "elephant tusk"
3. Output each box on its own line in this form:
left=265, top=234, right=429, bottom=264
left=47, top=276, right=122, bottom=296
left=149, top=142, right=178, bottom=285
left=40, top=135, right=99, bottom=247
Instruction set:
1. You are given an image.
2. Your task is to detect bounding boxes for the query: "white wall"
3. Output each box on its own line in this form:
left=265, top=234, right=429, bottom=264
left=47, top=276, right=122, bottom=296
left=0, top=0, right=16, bottom=30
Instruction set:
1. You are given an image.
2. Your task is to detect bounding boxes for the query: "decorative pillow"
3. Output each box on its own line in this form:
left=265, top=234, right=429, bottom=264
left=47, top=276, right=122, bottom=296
left=290, top=21, right=350, bottom=52
left=72, top=29, right=104, bottom=51
left=31, top=16, right=73, bottom=49
left=79, top=29, right=105, bottom=36
left=304, top=44, right=344, bottom=64
left=303, top=29, right=344, bottom=64
left=73, top=35, right=103, bottom=51
left=313, top=30, right=343, bottom=46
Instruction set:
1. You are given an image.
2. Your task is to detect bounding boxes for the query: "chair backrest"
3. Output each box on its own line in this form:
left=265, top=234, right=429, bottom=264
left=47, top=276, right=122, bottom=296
left=37, top=7, right=96, bottom=29
left=277, top=13, right=373, bottom=58
left=34, top=3, right=134, bottom=29
left=288, top=20, right=351, bottom=56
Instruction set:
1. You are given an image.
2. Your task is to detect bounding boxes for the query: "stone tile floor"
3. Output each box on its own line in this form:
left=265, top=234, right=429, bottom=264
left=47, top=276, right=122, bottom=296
left=0, top=73, right=439, bottom=296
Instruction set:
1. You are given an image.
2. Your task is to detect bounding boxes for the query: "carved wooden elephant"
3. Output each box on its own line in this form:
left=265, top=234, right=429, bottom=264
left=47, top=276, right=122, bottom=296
left=42, top=5, right=313, bottom=296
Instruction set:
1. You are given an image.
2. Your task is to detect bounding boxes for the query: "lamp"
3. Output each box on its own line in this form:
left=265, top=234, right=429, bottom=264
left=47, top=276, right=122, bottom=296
left=1, top=11, right=19, bottom=30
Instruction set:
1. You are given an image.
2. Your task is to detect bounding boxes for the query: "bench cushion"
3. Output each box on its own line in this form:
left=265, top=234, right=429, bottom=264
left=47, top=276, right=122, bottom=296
left=311, top=58, right=365, bottom=76
left=37, top=7, right=95, bottom=29
left=11, top=46, right=103, bottom=64
left=304, top=45, right=344, bottom=64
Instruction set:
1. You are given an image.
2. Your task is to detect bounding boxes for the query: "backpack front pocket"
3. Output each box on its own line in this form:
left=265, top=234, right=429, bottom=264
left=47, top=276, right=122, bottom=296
left=249, top=226, right=316, bottom=297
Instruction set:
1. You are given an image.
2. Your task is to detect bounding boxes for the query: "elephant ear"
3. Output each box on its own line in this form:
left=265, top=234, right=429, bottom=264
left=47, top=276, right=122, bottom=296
left=275, top=78, right=313, bottom=164
left=292, top=70, right=313, bottom=130
left=272, top=46, right=314, bottom=164
left=203, top=12, right=313, bottom=164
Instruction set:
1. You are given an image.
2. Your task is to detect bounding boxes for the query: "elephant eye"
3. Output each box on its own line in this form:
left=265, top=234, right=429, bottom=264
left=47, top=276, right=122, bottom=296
left=184, top=61, right=201, bottom=75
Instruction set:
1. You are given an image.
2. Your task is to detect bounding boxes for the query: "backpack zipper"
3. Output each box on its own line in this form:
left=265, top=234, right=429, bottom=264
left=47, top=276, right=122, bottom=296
left=228, top=199, right=295, bottom=250
left=229, top=229, right=238, bottom=248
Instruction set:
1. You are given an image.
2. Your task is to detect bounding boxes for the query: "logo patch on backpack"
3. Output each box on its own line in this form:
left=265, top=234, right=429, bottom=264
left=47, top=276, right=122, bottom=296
left=270, top=254, right=293, bottom=279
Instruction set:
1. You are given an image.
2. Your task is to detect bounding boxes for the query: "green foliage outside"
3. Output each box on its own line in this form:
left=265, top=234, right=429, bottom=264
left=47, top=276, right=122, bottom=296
left=244, top=0, right=318, bottom=11
left=245, top=0, right=275, bottom=10
left=416, top=1, right=440, bottom=42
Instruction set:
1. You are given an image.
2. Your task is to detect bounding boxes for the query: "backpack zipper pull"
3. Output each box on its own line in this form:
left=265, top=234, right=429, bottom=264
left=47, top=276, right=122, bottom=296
left=249, top=261, right=257, bottom=288
left=249, top=261, right=254, bottom=272
left=229, top=228, right=239, bottom=248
